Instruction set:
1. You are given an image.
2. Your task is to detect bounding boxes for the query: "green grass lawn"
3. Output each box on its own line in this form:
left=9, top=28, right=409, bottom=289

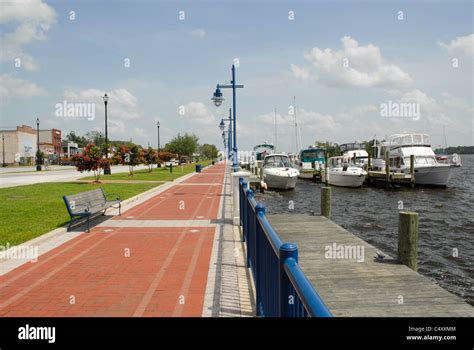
left=80, top=160, right=212, bottom=181
left=0, top=182, right=160, bottom=247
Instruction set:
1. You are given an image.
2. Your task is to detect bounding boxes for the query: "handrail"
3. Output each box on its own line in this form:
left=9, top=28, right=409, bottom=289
left=256, top=211, right=282, bottom=257
left=283, top=258, right=332, bottom=317
left=239, top=178, right=332, bottom=318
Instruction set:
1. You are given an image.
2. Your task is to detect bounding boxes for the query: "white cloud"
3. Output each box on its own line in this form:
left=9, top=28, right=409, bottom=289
left=181, top=101, right=215, bottom=125
left=0, top=74, right=46, bottom=97
left=63, top=88, right=139, bottom=120
left=439, top=33, right=474, bottom=57
left=190, top=28, right=206, bottom=38
left=0, top=0, right=57, bottom=71
left=291, top=36, right=412, bottom=88
left=290, top=64, right=312, bottom=81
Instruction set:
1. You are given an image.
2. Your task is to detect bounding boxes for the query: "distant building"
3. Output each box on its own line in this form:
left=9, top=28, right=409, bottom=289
left=0, top=125, right=37, bottom=165
left=39, top=129, right=62, bottom=163
left=61, top=141, right=79, bottom=158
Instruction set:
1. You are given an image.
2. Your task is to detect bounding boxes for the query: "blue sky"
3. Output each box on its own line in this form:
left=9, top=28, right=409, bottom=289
left=1, top=0, right=472, bottom=152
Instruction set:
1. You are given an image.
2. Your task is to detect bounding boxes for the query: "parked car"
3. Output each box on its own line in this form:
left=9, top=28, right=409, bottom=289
left=165, top=159, right=179, bottom=167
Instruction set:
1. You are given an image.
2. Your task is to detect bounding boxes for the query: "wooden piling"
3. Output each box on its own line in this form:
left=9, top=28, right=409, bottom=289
left=368, top=154, right=371, bottom=170
left=398, top=211, right=419, bottom=271
left=321, top=186, right=331, bottom=219
left=384, top=150, right=390, bottom=186
left=410, top=154, right=415, bottom=187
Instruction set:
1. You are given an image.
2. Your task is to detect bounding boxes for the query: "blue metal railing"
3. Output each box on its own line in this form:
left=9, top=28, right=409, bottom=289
left=239, top=178, right=332, bottom=317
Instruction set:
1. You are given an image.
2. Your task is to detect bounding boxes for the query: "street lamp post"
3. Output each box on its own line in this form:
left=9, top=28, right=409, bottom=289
left=103, top=93, right=111, bottom=175
left=36, top=118, right=41, bottom=171
left=157, top=121, right=160, bottom=151
left=219, top=108, right=233, bottom=160
left=2, top=134, right=6, bottom=167
left=211, top=64, right=244, bottom=172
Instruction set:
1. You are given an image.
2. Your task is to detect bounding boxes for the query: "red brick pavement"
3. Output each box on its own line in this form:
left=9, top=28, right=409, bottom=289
left=0, top=163, right=225, bottom=316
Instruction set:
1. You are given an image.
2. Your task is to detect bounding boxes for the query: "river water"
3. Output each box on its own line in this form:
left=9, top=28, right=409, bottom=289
left=254, top=154, right=474, bottom=306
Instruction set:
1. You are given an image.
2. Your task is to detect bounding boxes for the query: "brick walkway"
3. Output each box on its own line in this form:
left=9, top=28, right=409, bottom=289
left=0, top=163, right=254, bottom=317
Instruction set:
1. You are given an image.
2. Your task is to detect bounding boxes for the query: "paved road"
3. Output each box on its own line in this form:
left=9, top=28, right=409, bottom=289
left=0, top=165, right=150, bottom=188
left=0, top=164, right=227, bottom=316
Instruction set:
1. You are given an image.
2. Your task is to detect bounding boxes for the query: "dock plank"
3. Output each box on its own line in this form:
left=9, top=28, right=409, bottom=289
left=268, top=214, right=473, bottom=317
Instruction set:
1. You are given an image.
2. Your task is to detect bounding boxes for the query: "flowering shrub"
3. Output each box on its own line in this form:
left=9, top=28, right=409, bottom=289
left=72, top=144, right=107, bottom=182
left=141, top=147, right=158, bottom=172
left=157, top=151, right=177, bottom=162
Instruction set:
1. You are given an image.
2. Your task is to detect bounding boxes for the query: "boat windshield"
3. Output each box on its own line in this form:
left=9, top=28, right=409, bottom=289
left=301, top=149, right=325, bottom=162
left=264, top=155, right=292, bottom=168
left=405, top=156, right=437, bottom=166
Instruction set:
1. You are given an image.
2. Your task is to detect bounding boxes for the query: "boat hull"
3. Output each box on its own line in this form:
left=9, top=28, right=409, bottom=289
left=328, top=170, right=366, bottom=188
left=263, top=171, right=299, bottom=189
left=412, top=164, right=455, bottom=186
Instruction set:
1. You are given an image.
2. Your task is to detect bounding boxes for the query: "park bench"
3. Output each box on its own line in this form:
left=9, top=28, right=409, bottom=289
left=63, top=188, right=121, bottom=232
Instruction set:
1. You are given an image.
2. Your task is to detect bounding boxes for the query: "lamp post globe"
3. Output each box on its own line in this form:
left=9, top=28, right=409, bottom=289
left=219, top=119, right=225, bottom=131
left=211, top=87, right=224, bottom=107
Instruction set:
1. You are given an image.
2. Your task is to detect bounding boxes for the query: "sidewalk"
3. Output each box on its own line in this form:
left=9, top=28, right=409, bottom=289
left=0, top=163, right=255, bottom=317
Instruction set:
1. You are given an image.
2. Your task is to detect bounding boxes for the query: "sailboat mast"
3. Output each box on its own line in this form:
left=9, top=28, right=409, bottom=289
left=274, top=107, right=277, bottom=153
left=443, top=125, right=447, bottom=153
left=294, top=96, right=298, bottom=154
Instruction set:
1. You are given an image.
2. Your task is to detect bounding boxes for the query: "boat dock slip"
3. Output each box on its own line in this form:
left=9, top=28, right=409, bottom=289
left=267, top=214, right=473, bottom=317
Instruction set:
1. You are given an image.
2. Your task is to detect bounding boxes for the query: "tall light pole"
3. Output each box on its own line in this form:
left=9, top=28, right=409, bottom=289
left=103, top=93, right=111, bottom=175
left=157, top=121, right=160, bottom=151
left=36, top=118, right=41, bottom=171
left=2, top=134, right=6, bottom=167
left=219, top=108, right=232, bottom=160
left=211, top=64, right=244, bottom=172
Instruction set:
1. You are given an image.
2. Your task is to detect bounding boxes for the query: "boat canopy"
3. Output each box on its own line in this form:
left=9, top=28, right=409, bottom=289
left=340, top=142, right=366, bottom=153
left=264, top=154, right=292, bottom=168
left=299, top=148, right=325, bottom=162
left=253, top=143, right=274, bottom=151
left=389, top=134, right=431, bottom=148
left=253, top=143, right=274, bottom=161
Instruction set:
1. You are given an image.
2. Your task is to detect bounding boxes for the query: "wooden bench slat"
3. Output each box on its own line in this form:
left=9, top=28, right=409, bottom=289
left=63, top=188, right=121, bottom=232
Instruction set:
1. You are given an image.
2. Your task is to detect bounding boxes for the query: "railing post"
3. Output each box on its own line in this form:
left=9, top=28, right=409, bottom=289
left=398, top=211, right=418, bottom=271
left=244, top=188, right=255, bottom=267
left=321, top=186, right=331, bottom=219
left=239, top=178, right=244, bottom=226
left=254, top=202, right=265, bottom=315
left=279, top=243, right=298, bottom=317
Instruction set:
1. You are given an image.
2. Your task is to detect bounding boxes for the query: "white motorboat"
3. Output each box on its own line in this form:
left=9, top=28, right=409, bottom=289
left=297, top=146, right=326, bottom=179
left=262, top=154, right=300, bottom=190
left=340, top=142, right=369, bottom=167
left=327, top=156, right=367, bottom=188
left=382, top=134, right=461, bottom=186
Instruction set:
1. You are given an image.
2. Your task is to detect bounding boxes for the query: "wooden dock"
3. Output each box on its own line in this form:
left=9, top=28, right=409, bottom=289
left=267, top=214, right=473, bottom=317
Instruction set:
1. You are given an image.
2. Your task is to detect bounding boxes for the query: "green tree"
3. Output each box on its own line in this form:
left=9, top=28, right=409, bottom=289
left=316, top=141, right=340, bottom=157
left=199, top=144, right=219, bottom=159
left=84, top=130, right=104, bottom=146
left=65, top=131, right=89, bottom=148
left=165, top=133, right=199, bottom=161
